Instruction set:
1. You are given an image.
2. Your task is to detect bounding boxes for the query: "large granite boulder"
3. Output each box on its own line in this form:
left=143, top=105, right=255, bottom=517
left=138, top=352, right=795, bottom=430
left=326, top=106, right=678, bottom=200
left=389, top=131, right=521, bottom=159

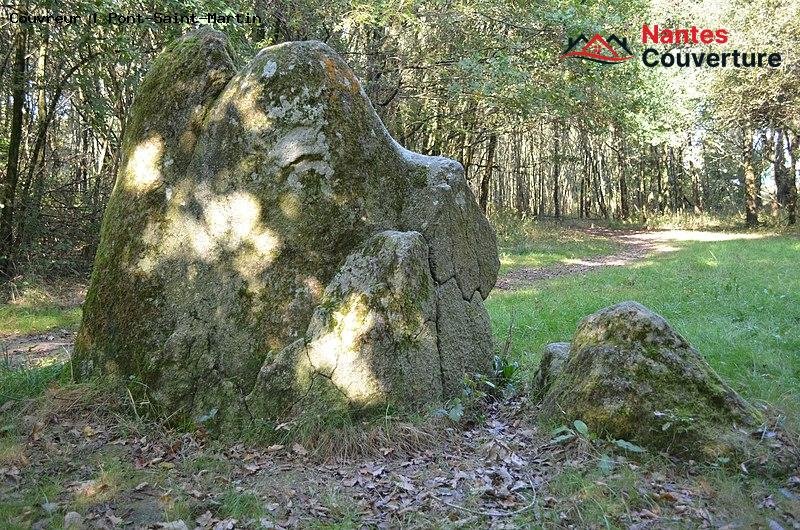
left=75, top=28, right=499, bottom=425
left=535, top=302, right=764, bottom=460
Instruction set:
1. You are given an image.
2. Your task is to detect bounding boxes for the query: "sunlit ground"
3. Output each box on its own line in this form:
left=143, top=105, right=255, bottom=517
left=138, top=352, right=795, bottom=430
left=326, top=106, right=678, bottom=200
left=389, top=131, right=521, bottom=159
left=507, top=229, right=771, bottom=270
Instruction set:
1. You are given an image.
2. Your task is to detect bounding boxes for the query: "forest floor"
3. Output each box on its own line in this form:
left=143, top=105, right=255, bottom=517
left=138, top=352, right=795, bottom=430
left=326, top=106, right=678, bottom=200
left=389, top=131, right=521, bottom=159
left=2, top=225, right=800, bottom=529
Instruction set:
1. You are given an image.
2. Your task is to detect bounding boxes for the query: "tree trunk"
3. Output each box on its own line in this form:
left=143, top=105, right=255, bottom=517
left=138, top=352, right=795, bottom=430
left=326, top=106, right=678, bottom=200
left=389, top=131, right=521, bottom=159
left=742, top=129, right=759, bottom=227
left=618, top=148, right=629, bottom=219
left=785, top=130, right=798, bottom=225
left=552, top=119, right=563, bottom=219
left=513, top=134, right=528, bottom=216
left=0, top=28, right=27, bottom=277
left=774, top=129, right=789, bottom=207
left=478, top=133, right=496, bottom=213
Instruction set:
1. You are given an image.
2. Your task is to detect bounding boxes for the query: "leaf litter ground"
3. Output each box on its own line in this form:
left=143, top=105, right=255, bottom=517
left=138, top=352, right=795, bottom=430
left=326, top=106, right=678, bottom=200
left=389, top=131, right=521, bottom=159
left=3, top=384, right=799, bottom=529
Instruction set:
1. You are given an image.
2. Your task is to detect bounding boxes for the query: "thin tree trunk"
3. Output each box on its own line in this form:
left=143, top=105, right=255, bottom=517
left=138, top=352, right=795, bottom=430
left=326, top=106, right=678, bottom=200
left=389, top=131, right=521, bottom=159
left=784, top=130, right=798, bottom=225
left=774, top=129, right=789, bottom=208
left=513, top=134, right=527, bottom=216
left=478, top=133, right=496, bottom=213
left=618, top=146, right=629, bottom=219
left=742, top=129, right=759, bottom=227
left=552, top=119, right=563, bottom=219
left=0, top=28, right=27, bottom=276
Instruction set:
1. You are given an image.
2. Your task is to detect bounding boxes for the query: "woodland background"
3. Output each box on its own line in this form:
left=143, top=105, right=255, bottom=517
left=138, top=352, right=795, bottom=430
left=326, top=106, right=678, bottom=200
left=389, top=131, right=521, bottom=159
left=0, top=0, right=799, bottom=279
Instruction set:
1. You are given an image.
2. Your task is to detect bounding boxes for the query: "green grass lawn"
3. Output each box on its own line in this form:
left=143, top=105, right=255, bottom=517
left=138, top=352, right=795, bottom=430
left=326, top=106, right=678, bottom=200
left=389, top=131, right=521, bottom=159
left=492, top=214, right=619, bottom=274
left=1, top=280, right=83, bottom=336
left=0, top=305, right=81, bottom=337
left=487, top=234, right=800, bottom=421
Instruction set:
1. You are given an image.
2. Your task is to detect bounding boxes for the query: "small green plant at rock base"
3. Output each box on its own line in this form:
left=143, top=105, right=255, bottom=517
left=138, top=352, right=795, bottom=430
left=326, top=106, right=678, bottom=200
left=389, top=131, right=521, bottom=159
left=613, top=439, right=647, bottom=453
left=548, top=419, right=649, bottom=458
left=433, top=379, right=483, bottom=424
left=549, top=419, right=592, bottom=444
left=654, top=409, right=696, bottom=434
left=573, top=419, right=590, bottom=438
left=597, top=453, right=615, bottom=475
left=124, top=374, right=163, bottom=423
left=492, top=354, right=520, bottom=398
left=463, top=371, right=493, bottom=400
left=434, top=399, right=465, bottom=423
left=549, top=425, right=576, bottom=445
left=433, top=370, right=503, bottom=425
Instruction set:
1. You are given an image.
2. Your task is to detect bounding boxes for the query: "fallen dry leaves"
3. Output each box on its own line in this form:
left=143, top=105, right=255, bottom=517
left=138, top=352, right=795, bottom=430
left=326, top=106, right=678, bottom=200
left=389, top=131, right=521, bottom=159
left=2, top=388, right=799, bottom=529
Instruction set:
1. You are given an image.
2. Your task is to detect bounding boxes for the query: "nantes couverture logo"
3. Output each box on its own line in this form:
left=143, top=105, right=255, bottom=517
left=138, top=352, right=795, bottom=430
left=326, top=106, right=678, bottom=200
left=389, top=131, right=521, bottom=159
left=560, top=25, right=783, bottom=68
left=560, top=34, right=633, bottom=64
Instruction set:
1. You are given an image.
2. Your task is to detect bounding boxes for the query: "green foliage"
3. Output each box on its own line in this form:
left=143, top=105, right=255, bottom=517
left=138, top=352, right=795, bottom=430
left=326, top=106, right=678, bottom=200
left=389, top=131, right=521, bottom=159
left=434, top=359, right=519, bottom=424
left=435, top=399, right=465, bottom=423
left=573, top=419, right=589, bottom=437
left=549, top=425, right=576, bottom=445
left=491, top=354, right=520, bottom=397
left=613, top=439, right=646, bottom=453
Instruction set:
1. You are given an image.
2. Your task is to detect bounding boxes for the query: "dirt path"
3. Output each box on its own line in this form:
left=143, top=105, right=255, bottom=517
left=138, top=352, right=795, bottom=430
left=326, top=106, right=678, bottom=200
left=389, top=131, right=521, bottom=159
left=495, top=228, right=765, bottom=290
left=1, top=281, right=84, bottom=369
left=2, top=329, right=75, bottom=369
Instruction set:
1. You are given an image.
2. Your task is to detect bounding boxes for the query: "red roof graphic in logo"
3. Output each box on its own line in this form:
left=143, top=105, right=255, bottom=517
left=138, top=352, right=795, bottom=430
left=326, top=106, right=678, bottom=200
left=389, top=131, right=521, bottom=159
left=561, top=34, right=633, bottom=64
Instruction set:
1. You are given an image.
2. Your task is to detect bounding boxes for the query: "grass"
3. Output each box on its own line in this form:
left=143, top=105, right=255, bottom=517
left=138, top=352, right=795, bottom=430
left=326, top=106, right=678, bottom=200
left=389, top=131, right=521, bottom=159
left=0, top=305, right=81, bottom=336
left=1, top=278, right=82, bottom=336
left=491, top=212, right=619, bottom=274
left=510, top=450, right=800, bottom=528
left=487, top=233, right=800, bottom=423
left=219, top=488, right=265, bottom=519
left=0, top=475, right=61, bottom=530
left=539, top=464, right=652, bottom=526
left=0, top=362, right=71, bottom=403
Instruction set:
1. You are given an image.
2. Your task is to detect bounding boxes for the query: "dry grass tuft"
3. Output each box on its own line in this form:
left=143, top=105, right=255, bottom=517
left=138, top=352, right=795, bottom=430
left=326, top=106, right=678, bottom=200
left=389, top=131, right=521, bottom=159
left=304, top=417, right=448, bottom=462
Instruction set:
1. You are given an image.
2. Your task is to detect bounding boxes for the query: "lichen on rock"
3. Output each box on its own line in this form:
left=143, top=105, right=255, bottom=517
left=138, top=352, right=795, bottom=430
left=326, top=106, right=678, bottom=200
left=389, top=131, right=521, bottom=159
left=535, top=301, right=765, bottom=460
left=74, top=29, right=499, bottom=427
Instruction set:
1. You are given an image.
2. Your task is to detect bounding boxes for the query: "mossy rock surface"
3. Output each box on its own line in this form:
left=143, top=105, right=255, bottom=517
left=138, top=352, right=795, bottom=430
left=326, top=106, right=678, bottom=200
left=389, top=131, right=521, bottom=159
left=74, top=29, right=499, bottom=426
left=536, top=301, right=765, bottom=461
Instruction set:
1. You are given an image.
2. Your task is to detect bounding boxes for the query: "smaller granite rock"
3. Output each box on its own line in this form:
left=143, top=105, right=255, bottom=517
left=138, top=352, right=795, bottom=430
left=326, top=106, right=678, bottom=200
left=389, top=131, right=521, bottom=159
left=533, top=342, right=570, bottom=391
left=536, top=301, right=761, bottom=460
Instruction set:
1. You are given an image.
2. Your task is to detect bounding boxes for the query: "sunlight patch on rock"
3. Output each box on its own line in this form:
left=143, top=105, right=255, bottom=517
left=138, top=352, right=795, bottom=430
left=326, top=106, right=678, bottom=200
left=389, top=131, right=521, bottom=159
left=125, top=137, right=164, bottom=190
